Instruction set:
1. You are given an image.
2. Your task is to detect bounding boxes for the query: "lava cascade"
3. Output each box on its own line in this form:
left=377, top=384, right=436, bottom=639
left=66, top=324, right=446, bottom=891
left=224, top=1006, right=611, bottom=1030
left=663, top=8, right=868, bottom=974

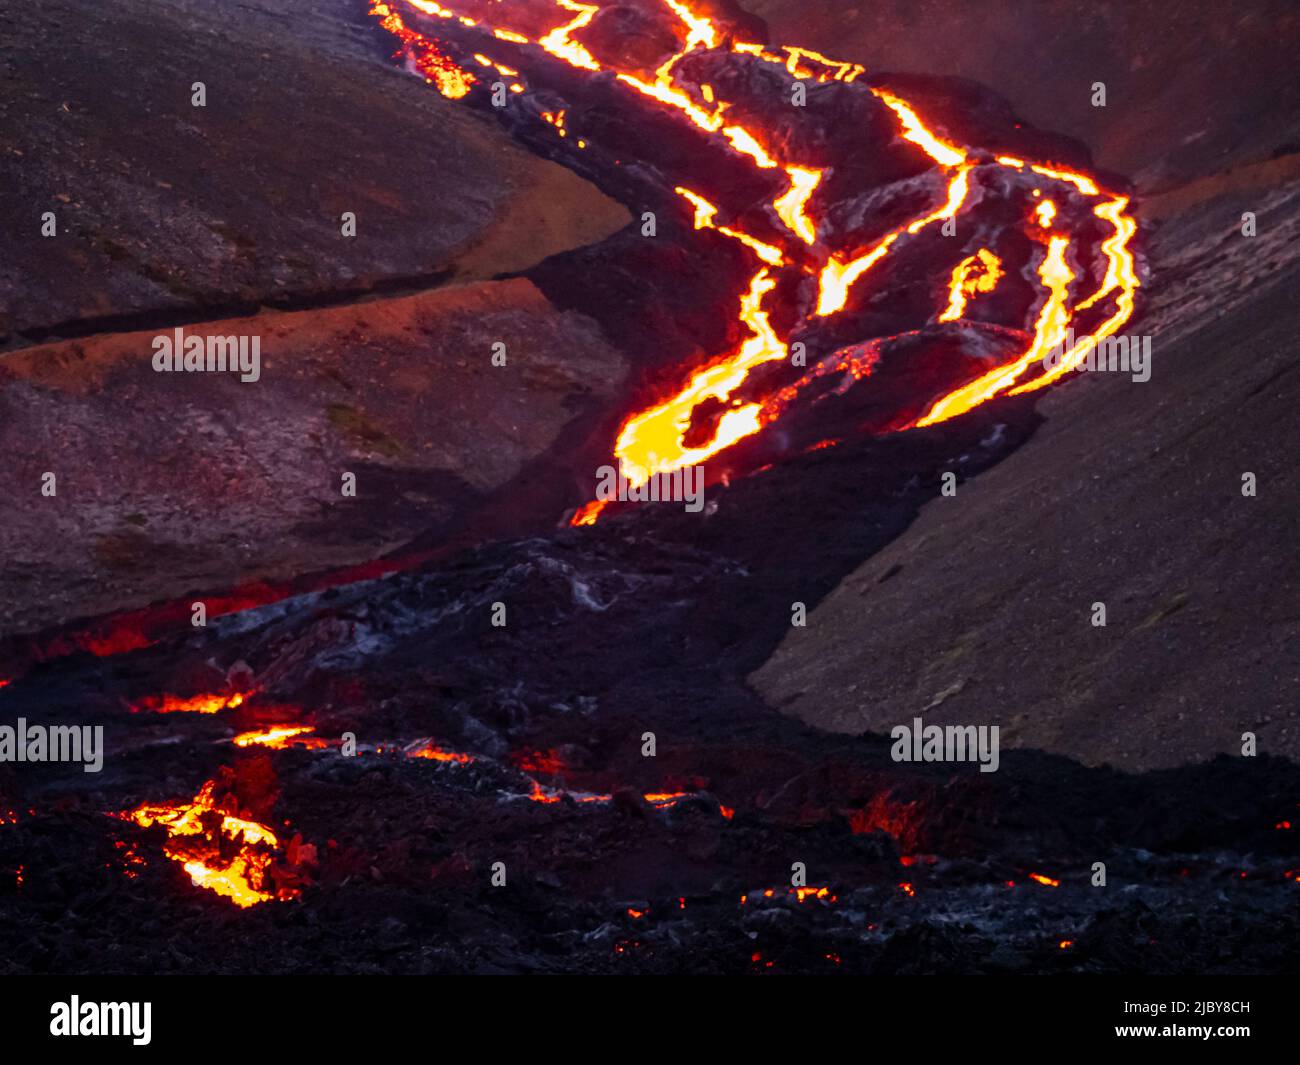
left=367, top=0, right=1140, bottom=525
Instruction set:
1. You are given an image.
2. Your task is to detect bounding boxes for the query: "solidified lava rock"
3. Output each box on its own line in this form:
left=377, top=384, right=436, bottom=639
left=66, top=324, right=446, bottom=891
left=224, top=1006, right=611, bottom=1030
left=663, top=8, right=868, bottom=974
left=1, top=0, right=1297, bottom=979
left=2, top=514, right=1298, bottom=974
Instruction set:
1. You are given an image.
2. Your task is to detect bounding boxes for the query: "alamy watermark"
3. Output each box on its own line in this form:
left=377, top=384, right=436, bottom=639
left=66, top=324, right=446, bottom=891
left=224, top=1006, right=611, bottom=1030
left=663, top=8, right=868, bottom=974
left=50, top=997, right=150, bottom=1045
left=152, top=327, right=261, bottom=382
left=891, top=715, right=999, bottom=773
left=0, top=719, right=104, bottom=772
left=595, top=464, right=704, bottom=513
left=1043, top=329, right=1151, bottom=383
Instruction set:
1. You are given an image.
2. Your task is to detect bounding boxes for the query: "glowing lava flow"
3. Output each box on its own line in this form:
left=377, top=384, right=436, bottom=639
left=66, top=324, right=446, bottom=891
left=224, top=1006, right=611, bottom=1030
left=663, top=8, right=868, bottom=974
left=123, top=780, right=297, bottom=908
left=370, top=1, right=476, bottom=97
left=540, top=0, right=601, bottom=70
left=773, top=165, right=822, bottom=245
left=613, top=266, right=787, bottom=485
left=916, top=233, right=1074, bottom=426
left=407, top=742, right=475, bottom=763
left=232, top=725, right=322, bottom=749
left=131, top=690, right=249, bottom=714
left=369, top=0, right=1140, bottom=516
left=1010, top=196, right=1140, bottom=395
left=815, top=165, right=973, bottom=318
left=938, top=248, right=1003, bottom=323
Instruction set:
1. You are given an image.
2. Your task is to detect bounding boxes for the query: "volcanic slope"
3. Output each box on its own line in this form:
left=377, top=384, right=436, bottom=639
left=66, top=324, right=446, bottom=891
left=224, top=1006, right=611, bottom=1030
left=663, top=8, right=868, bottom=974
left=749, top=0, right=1300, bottom=769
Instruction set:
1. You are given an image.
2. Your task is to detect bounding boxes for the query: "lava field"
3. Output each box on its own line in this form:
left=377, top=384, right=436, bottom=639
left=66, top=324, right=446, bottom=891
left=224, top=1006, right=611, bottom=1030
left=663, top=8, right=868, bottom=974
left=0, top=0, right=1297, bottom=978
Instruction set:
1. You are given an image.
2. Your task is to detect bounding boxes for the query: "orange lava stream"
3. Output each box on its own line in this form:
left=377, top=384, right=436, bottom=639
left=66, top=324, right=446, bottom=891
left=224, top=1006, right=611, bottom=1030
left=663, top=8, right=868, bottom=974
left=938, top=248, right=1003, bottom=323
left=773, top=165, right=822, bottom=245
left=873, top=88, right=967, bottom=167
left=571, top=498, right=607, bottom=525
left=525, top=781, right=715, bottom=811
left=816, top=164, right=972, bottom=317
left=917, top=233, right=1074, bottom=426
left=540, top=0, right=601, bottom=71
left=677, top=186, right=786, bottom=266
left=613, top=266, right=786, bottom=485
left=232, top=725, right=319, bottom=749
left=124, top=781, right=294, bottom=908
left=1010, top=197, right=1139, bottom=394
left=131, top=690, right=249, bottom=714
left=371, top=1, right=476, bottom=97
left=408, top=742, right=475, bottom=763
left=369, top=0, right=1140, bottom=516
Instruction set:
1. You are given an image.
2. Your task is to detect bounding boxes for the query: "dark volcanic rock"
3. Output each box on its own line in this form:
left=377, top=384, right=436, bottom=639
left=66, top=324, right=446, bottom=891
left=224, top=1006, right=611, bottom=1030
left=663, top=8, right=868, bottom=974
left=2, top=511, right=1297, bottom=974
left=741, top=0, right=1300, bottom=191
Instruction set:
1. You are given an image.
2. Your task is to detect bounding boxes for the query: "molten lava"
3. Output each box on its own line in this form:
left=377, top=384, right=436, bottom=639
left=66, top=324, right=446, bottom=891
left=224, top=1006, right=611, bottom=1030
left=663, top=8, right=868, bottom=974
left=232, top=725, right=323, bottom=749
left=132, top=690, right=249, bottom=715
left=123, top=779, right=299, bottom=908
left=916, top=232, right=1075, bottom=426
left=370, top=1, right=476, bottom=97
left=938, top=248, right=1003, bottom=323
left=408, top=741, right=475, bottom=764
left=367, top=0, right=1139, bottom=522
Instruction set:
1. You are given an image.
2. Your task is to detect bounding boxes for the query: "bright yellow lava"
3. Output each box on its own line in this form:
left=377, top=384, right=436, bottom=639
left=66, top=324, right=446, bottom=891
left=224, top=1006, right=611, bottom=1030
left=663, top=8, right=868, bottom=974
left=369, top=0, right=1140, bottom=514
